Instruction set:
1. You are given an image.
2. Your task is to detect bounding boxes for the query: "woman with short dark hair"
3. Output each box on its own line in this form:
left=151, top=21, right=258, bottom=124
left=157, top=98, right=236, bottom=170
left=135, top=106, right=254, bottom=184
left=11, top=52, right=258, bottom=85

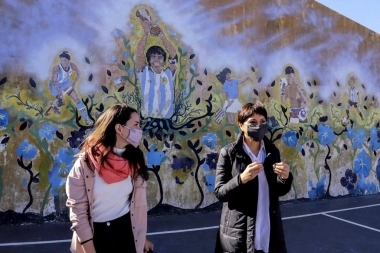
left=214, top=101, right=293, bottom=253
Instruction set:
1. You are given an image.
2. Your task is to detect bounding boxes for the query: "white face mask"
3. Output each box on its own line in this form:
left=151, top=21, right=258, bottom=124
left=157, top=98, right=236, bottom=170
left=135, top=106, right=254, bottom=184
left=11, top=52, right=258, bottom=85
left=120, top=125, right=143, bottom=148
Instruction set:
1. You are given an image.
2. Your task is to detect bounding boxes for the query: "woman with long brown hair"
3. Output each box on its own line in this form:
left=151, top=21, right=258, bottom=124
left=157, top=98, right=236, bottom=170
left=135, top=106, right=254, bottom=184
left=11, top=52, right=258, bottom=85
left=66, top=104, right=154, bottom=253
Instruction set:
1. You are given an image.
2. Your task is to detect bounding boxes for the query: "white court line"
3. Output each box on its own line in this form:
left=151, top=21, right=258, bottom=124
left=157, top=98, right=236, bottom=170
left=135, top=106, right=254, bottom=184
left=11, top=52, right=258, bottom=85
left=282, top=203, right=380, bottom=220
left=0, top=240, right=71, bottom=247
left=147, top=226, right=219, bottom=235
left=1, top=203, right=380, bottom=247
left=322, top=213, right=380, bottom=233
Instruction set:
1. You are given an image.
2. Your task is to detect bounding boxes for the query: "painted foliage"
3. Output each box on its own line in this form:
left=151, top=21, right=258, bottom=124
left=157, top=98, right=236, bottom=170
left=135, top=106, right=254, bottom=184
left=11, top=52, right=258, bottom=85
left=0, top=0, right=380, bottom=219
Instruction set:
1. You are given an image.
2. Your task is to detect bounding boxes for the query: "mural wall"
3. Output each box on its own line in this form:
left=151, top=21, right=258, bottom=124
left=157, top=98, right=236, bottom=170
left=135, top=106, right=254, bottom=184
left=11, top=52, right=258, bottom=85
left=1, top=0, right=380, bottom=220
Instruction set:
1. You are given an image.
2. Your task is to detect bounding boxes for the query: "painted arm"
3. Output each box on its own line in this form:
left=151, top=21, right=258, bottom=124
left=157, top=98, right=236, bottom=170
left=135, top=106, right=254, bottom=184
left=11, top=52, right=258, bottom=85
left=51, top=65, right=62, bottom=95
left=70, top=62, right=81, bottom=89
left=136, top=20, right=151, bottom=71
left=297, top=84, right=308, bottom=105
left=158, top=30, right=177, bottom=73
left=238, top=76, right=253, bottom=84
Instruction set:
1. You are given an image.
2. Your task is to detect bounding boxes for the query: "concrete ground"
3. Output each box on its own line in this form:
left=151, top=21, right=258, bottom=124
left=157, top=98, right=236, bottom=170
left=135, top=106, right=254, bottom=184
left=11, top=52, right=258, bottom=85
left=1, top=194, right=380, bottom=253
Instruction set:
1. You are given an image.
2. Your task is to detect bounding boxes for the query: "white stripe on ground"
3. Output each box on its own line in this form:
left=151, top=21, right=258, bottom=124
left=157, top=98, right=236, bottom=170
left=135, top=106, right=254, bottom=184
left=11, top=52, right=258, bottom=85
left=147, top=226, right=219, bottom=236
left=282, top=203, right=380, bottom=220
left=322, top=213, right=380, bottom=233
left=1, top=203, right=380, bottom=247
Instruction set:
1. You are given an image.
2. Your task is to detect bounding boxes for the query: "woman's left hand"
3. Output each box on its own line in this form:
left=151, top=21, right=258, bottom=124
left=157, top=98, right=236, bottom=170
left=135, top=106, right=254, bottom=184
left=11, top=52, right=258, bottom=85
left=144, top=238, right=154, bottom=253
left=273, top=162, right=290, bottom=180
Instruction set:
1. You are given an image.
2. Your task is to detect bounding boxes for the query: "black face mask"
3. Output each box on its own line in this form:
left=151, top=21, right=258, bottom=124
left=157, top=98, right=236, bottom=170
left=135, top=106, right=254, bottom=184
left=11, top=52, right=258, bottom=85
left=246, top=123, right=268, bottom=142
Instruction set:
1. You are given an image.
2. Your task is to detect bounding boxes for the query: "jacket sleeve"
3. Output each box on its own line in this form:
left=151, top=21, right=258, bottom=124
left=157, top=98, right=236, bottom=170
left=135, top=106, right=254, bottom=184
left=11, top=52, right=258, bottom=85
left=213, top=147, right=242, bottom=202
left=273, top=149, right=293, bottom=196
left=66, top=157, right=93, bottom=243
left=275, top=172, right=293, bottom=196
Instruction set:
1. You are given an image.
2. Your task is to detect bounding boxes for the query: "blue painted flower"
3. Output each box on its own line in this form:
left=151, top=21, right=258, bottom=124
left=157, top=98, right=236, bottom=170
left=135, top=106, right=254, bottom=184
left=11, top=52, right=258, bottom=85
left=317, top=124, right=335, bottom=146
left=123, top=52, right=129, bottom=58
left=114, top=77, right=122, bottom=85
left=130, top=24, right=135, bottom=29
left=49, top=148, right=77, bottom=196
left=357, top=178, right=378, bottom=195
left=181, top=80, right=187, bottom=86
left=204, top=152, right=219, bottom=171
left=16, top=139, right=38, bottom=160
left=346, top=126, right=355, bottom=139
left=369, top=126, right=380, bottom=151
left=340, top=169, right=357, bottom=190
left=308, top=175, right=326, bottom=200
left=170, top=33, right=177, bottom=38
left=67, top=130, right=86, bottom=149
left=190, top=63, right=196, bottom=70
left=267, top=116, right=279, bottom=131
left=147, top=144, right=166, bottom=168
left=113, top=29, right=121, bottom=37
left=202, top=133, right=217, bottom=149
left=354, top=150, right=371, bottom=178
left=38, top=123, right=57, bottom=142
left=282, top=131, right=298, bottom=147
left=0, top=108, right=10, bottom=128
left=352, top=129, right=366, bottom=149
left=205, top=174, right=216, bottom=192
left=111, top=56, right=118, bottom=62
left=128, top=69, right=135, bottom=75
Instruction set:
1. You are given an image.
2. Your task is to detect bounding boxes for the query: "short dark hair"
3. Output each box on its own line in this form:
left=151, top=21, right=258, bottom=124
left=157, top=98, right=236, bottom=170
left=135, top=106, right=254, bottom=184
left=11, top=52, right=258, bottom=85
left=237, top=101, right=267, bottom=124
left=59, top=51, right=70, bottom=60
left=285, top=66, right=294, bottom=75
left=146, top=46, right=166, bottom=64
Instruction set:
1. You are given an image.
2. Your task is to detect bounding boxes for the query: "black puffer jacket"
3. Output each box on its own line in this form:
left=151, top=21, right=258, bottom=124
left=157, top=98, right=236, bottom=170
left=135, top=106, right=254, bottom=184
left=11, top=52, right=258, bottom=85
left=214, top=133, right=293, bottom=253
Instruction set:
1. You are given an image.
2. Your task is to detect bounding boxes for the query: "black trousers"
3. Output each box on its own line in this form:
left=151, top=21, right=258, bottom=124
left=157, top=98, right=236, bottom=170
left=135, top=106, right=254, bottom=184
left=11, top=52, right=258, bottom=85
left=93, top=212, right=136, bottom=253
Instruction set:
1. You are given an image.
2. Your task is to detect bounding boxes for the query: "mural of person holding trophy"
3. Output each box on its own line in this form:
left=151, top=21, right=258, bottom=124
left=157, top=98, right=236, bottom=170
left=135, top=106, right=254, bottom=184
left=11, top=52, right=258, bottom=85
left=48, top=51, right=93, bottom=125
left=135, top=8, right=178, bottom=119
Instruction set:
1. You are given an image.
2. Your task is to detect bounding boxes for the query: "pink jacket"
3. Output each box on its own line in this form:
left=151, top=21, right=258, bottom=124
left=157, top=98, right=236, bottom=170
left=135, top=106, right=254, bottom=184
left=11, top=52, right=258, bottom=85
left=66, top=154, right=147, bottom=253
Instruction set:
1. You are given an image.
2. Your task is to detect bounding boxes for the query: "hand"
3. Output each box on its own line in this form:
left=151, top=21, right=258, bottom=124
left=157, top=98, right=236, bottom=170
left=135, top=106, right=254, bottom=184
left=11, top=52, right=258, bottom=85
left=144, top=238, right=154, bottom=253
left=240, top=162, right=264, bottom=184
left=81, top=240, right=96, bottom=253
left=142, top=20, right=152, bottom=35
left=273, top=162, right=290, bottom=180
left=56, top=89, right=63, bottom=99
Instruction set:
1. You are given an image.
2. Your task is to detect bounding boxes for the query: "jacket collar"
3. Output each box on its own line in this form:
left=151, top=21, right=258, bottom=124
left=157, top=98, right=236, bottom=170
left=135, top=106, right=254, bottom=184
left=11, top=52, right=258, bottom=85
left=232, top=132, right=275, bottom=160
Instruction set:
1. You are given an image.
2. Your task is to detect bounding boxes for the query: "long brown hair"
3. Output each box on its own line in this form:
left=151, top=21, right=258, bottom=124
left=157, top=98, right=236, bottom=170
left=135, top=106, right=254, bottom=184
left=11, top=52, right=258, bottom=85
left=81, top=104, right=148, bottom=180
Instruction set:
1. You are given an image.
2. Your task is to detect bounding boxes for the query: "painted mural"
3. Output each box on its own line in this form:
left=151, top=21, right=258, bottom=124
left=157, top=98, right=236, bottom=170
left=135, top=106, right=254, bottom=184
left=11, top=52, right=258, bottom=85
left=1, top=0, right=380, bottom=221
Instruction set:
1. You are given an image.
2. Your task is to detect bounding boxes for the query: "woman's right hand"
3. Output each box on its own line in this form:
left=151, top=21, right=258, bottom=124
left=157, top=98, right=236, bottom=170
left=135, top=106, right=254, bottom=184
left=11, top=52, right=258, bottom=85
left=81, top=240, right=96, bottom=253
left=240, top=162, right=263, bottom=184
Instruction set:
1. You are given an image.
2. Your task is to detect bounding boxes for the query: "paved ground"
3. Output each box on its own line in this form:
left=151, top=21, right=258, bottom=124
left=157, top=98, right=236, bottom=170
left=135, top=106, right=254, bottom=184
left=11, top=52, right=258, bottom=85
left=1, top=194, right=380, bottom=253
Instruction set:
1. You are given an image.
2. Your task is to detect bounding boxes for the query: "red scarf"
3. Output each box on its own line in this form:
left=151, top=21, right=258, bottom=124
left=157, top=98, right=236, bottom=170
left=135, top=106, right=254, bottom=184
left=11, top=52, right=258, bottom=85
left=88, top=146, right=133, bottom=184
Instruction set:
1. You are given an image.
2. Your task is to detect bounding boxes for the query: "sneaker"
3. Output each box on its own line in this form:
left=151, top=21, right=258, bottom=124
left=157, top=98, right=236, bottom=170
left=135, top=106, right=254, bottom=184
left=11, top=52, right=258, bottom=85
left=85, top=117, right=94, bottom=125
left=51, top=103, right=61, bottom=114
left=341, top=116, right=348, bottom=126
left=57, top=97, right=65, bottom=107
